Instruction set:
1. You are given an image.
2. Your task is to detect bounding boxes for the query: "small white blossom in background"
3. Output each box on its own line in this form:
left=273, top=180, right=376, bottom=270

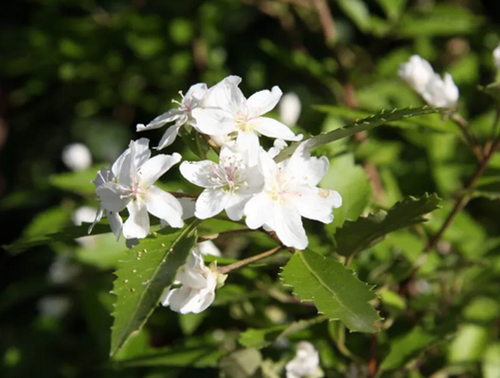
left=244, top=140, right=342, bottom=250
left=48, top=254, right=80, bottom=284
left=94, top=138, right=184, bottom=240
left=494, top=43, right=500, bottom=70
left=161, top=249, right=222, bottom=314
left=279, top=92, right=302, bottom=126
left=137, top=83, right=208, bottom=150
left=195, top=240, right=221, bottom=257
left=180, top=141, right=263, bottom=221
left=286, top=341, right=323, bottom=378
left=72, top=206, right=97, bottom=226
left=37, top=295, right=71, bottom=318
left=62, top=143, right=92, bottom=171
left=398, top=55, right=459, bottom=108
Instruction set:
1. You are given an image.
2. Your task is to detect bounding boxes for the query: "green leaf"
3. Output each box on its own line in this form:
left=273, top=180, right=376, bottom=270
left=337, top=0, right=371, bottom=32
left=376, top=0, right=406, bottom=20
left=335, top=194, right=441, bottom=258
left=281, top=250, right=381, bottom=333
left=220, top=348, right=262, bottom=378
left=449, top=324, right=490, bottom=363
left=481, top=81, right=500, bottom=102
left=380, top=326, right=438, bottom=370
left=275, top=106, right=445, bottom=162
left=239, top=316, right=327, bottom=349
left=110, top=219, right=199, bottom=357
left=49, top=166, right=100, bottom=195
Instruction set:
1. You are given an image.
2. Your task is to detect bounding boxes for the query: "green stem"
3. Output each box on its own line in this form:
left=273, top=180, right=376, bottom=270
left=218, top=246, right=284, bottom=274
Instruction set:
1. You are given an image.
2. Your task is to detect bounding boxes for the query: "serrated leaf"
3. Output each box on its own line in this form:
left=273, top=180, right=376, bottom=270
left=275, top=106, right=445, bottom=161
left=335, top=194, right=441, bottom=258
left=239, top=316, right=327, bottom=349
left=380, top=326, right=438, bottom=370
left=110, top=219, right=199, bottom=357
left=281, top=250, right=381, bottom=333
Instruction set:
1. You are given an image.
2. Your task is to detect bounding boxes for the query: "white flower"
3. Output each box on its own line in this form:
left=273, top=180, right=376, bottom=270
left=160, top=250, right=218, bottom=314
left=398, top=55, right=435, bottom=94
left=62, top=143, right=92, bottom=171
left=180, top=141, right=263, bottom=221
left=195, top=240, right=221, bottom=257
left=72, top=206, right=97, bottom=226
left=136, top=83, right=208, bottom=150
left=422, top=73, right=459, bottom=108
left=94, top=138, right=184, bottom=239
left=192, top=76, right=303, bottom=160
left=494, top=43, right=500, bottom=70
left=286, top=342, right=323, bottom=378
left=268, top=139, right=288, bottom=158
left=244, top=140, right=342, bottom=250
left=279, top=92, right=301, bottom=125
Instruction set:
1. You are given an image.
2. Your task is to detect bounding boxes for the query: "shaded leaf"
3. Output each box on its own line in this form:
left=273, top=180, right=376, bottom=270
left=337, top=0, right=371, bottom=32
left=239, top=316, right=327, bottom=349
left=335, top=194, right=441, bottom=258
left=281, top=250, right=381, bottom=333
left=275, top=106, right=445, bottom=161
left=110, top=219, right=200, bottom=357
left=49, top=166, right=101, bottom=195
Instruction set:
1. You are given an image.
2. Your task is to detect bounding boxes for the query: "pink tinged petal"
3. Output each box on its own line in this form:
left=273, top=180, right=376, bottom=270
left=106, top=210, right=123, bottom=240
left=145, top=186, right=184, bottom=228
left=294, top=187, right=342, bottom=224
left=191, top=107, right=236, bottom=135
left=244, top=193, right=274, bottom=229
left=246, top=86, right=282, bottom=118
left=136, top=109, right=183, bottom=132
left=138, top=153, right=182, bottom=188
left=96, top=182, right=130, bottom=212
left=122, top=200, right=150, bottom=239
left=253, top=117, right=303, bottom=141
left=195, top=189, right=230, bottom=219
left=179, top=160, right=219, bottom=188
left=155, top=124, right=183, bottom=150
left=274, top=205, right=308, bottom=250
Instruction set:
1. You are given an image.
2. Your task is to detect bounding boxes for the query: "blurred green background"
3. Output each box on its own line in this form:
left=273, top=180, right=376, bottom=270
left=3, top=0, right=500, bottom=377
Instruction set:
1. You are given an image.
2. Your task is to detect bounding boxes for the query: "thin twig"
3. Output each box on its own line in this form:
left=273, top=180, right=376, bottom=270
left=367, top=333, right=378, bottom=377
left=312, top=0, right=336, bottom=45
left=218, top=246, right=284, bottom=274
left=451, top=113, right=484, bottom=161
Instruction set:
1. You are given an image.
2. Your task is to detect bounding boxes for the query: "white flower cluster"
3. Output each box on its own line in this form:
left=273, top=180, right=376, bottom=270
left=89, top=76, right=342, bottom=313
left=398, top=55, right=459, bottom=108
left=286, top=341, right=323, bottom=378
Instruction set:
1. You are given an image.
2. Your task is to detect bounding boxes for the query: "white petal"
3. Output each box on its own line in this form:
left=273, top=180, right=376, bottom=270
left=204, top=76, right=245, bottom=113
left=246, top=86, right=282, bottom=118
left=191, top=107, right=236, bottom=135
left=145, top=186, right=184, bottom=228
left=225, top=193, right=251, bottom=221
left=279, top=92, right=301, bottom=125
left=184, top=83, right=208, bottom=103
left=253, top=117, right=302, bottom=141
left=283, top=140, right=314, bottom=182
left=273, top=205, right=308, bottom=250
left=122, top=200, right=150, bottom=239
left=305, top=156, right=329, bottom=186
left=138, top=153, right=181, bottom=188
left=195, top=241, right=221, bottom=257
left=116, top=138, right=151, bottom=186
left=106, top=210, right=123, bottom=240
left=136, top=109, right=183, bottom=132
left=156, top=124, right=182, bottom=150
left=294, top=187, right=342, bottom=224
left=244, top=193, right=274, bottom=229
left=236, top=130, right=260, bottom=166
left=178, top=197, right=196, bottom=220
left=96, top=182, right=130, bottom=212
left=195, top=189, right=230, bottom=219
left=179, top=160, right=219, bottom=188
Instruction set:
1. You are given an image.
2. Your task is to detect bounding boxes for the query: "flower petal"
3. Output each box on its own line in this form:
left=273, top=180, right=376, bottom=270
left=236, top=130, right=260, bottom=165
left=273, top=205, right=308, bottom=250
left=156, top=124, right=183, bottom=150
left=195, top=189, right=230, bottom=219
left=136, top=109, right=183, bottom=132
left=145, top=186, right=184, bottom=228
left=254, top=117, right=303, bottom=141
left=191, top=107, right=236, bottom=135
left=122, top=200, right=150, bottom=239
left=247, top=86, right=282, bottom=118
left=96, top=182, right=130, bottom=212
left=138, top=153, right=182, bottom=188
left=225, top=193, right=251, bottom=221
left=305, top=156, right=329, bottom=186
left=179, top=160, right=219, bottom=188
left=294, top=187, right=342, bottom=224
left=244, top=192, right=274, bottom=229
left=106, top=210, right=123, bottom=240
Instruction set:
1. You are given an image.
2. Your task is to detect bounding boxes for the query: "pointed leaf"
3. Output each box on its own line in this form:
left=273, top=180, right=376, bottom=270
left=110, top=218, right=200, bottom=357
left=238, top=316, right=327, bottom=349
left=275, top=106, right=445, bottom=162
left=336, top=194, right=441, bottom=258
left=281, top=250, right=381, bottom=333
